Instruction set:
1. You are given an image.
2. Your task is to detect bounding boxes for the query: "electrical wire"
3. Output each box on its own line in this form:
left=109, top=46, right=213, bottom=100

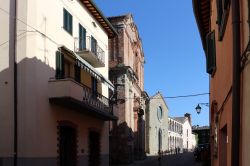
left=119, top=92, right=210, bottom=100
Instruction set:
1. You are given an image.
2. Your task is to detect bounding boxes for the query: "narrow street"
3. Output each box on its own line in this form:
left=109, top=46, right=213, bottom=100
left=113, top=152, right=202, bottom=166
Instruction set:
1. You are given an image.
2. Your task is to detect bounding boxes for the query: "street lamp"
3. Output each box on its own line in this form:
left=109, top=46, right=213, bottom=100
left=195, top=103, right=209, bottom=114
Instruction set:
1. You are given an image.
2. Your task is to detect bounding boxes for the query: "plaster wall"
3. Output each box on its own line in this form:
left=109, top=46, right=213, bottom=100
left=0, top=0, right=110, bottom=164
left=182, top=120, right=192, bottom=150
left=209, top=0, right=233, bottom=165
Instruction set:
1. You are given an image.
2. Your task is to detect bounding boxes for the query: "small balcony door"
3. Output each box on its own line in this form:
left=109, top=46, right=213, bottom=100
left=91, top=36, right=97, bottom=55
left=79, top=24, right=86, bottom=51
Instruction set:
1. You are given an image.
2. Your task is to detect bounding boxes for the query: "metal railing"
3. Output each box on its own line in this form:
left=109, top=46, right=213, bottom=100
left=54, top=77, right=111, bottom=113
left=74, top=36, right=105, bottom=64
left=81, top=82, right=111, bottom=113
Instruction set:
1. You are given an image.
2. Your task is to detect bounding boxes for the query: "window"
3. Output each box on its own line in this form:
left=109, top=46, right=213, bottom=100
left=206, top=31, right=216, bottom=75
left=63, top=8, right=73, bottom=35
left=157, top=106, right=163, bottom=121
left=79, top=24, right=86, bottom=50
left=216, top=0, right=230, bottom=40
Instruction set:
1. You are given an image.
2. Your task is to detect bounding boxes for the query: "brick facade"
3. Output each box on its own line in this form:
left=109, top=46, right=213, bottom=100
left=108, top=14, right=146, bottom=164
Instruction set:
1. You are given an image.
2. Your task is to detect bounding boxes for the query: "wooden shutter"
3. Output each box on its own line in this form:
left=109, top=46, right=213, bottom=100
left=79, top=24, right=86, bottom=50
left=68, top=13, right=72, bottom=35
left=206, top=31, right=216, bottom=75
left=63, top=9, right=67, bottom=30
left=56, top=51, right=65, bottom=79
left=216, top=0, right=222, bottom=25
left=63, top=8, right=72, bottom=35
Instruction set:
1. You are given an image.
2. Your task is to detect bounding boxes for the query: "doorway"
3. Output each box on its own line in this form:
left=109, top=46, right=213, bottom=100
left=88, top=130, right=101, bottom=166
left=59, top=125, right=77, bottom=166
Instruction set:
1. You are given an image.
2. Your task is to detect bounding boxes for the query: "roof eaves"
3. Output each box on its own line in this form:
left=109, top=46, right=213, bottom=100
left=81, top=0, right=118, bottom=38
left=192, top=0, right=211, bottom=52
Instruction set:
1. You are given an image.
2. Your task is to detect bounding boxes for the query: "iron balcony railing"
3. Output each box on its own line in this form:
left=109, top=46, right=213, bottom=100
left=81, top=81, right=111, bottom=113
left=74, top=36, right=105, bottom=65
left=50, top=77, right=111, bottom=113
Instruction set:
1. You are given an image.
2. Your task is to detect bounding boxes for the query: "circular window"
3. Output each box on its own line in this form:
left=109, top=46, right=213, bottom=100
left=157, top=106, right=163, bottom=121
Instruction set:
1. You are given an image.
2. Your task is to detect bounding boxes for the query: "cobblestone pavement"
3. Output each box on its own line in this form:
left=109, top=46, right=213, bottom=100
left=112, top=152, right=203, bottom=166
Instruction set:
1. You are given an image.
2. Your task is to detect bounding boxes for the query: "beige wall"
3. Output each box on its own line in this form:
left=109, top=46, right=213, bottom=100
left=0, top=0, right=13, bottom=157
left=0, top=0, right=111, bottom=164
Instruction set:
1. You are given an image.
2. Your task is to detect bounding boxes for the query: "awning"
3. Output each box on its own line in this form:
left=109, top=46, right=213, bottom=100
left=59, top=46, right=114, bottom=91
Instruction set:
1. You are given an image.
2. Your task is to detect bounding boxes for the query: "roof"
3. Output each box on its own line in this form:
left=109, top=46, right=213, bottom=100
left=173, top=117, right=188, bottom=124
left=192, top=0, right=211, bottom=50
left=192, top=125, right=210, bottom=130
left=150, top=91, right=169, bottom=110
left=80, top=0, right=117, bottom=38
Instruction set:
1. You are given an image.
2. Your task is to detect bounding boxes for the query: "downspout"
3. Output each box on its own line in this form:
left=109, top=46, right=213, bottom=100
left=231, top=0, right=240, bottom=166
left=9, top=0, right=17, bottom=165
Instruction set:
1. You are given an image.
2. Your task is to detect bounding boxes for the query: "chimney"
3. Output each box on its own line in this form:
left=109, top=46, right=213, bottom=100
left=184, top=113, right=191, bottom=125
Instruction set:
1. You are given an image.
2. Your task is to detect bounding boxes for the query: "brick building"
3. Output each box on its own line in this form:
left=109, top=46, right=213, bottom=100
left=108, top=14, right=147, bottom=164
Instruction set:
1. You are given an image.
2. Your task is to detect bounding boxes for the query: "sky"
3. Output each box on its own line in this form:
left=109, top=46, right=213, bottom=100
left=94, top=0, right=209, bottom=126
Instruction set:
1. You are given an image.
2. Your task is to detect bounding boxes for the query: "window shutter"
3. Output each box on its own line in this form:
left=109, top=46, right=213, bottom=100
left=69, top=13, right=72, bottom=35
left=63, top=9, right=67, bottom=29
left=56, top=51, right=65, bottom=79
left=63, top=8, right=72, bottom=35
left=206, top=31, right=216, bottom=75
left=74, top=64, right=81, bottom=83
left=223, top=0, right=229, bottom=9
left=79, top=24, right=86, bottom=50
left=216, top=0, right=222, bottom=25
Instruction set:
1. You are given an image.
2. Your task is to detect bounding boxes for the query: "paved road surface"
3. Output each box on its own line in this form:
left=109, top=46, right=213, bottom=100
left=113, top=152, right=203, bottom=166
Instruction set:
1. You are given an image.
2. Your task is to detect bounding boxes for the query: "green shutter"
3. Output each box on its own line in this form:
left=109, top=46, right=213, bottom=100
left=63, top=8, right=72, bottom=35
left=79, top=24, right=86, bottom=50
left=206, top=31, right=216, bottom=75
left=216, top=0, right=222, bottom=25
left=63, top=9, right=67, bottom=29
left=56, top=51, right=64, bottom=79
left=69, top=13, right=72, bottom=35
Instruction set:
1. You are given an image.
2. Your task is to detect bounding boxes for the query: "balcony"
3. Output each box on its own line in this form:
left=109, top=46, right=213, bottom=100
left=48, top=78, right=117, bottom=121
left=74, top=36, right=105, bottom=67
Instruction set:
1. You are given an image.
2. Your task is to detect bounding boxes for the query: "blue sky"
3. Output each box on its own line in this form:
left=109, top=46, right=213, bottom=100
left=94, top=0, right=209, bottom=126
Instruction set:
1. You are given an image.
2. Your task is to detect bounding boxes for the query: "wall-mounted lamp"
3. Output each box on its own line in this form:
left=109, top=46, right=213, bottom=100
left=195, top=103, right=209, bottom=114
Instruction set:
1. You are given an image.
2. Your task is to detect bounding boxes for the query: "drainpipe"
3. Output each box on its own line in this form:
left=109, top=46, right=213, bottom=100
left=9, top=0, right=18, bottom=165
left=231, top=0, right=240, bottom=165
